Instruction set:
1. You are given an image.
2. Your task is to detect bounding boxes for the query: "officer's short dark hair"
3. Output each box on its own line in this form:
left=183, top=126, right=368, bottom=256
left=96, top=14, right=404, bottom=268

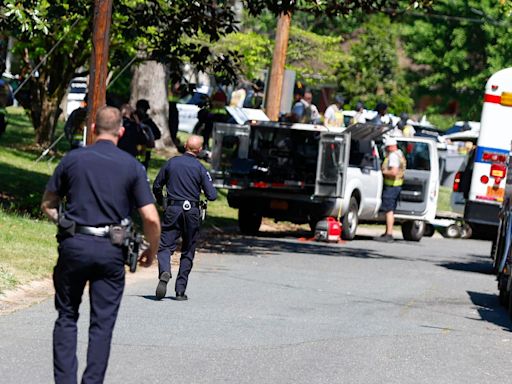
left=96, top=106, right=122, bottom=136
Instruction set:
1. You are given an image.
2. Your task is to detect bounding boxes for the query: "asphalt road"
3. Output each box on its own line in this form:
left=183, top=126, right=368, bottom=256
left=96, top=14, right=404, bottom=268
left=1, top=231, right=511, bottom=384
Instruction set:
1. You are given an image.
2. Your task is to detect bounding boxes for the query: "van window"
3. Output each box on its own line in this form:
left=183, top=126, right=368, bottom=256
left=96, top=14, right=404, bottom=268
left=398, top=141, right=431, bottom=171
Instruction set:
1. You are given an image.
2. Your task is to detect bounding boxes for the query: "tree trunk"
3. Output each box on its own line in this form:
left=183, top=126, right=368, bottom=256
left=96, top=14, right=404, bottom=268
left=130, top=60, right=173, bottom=149
left=35, top=95, right=63, bottom=146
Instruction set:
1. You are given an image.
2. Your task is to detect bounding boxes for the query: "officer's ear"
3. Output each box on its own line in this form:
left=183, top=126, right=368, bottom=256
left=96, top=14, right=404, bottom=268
left=91, top=123, right=97, bottom=136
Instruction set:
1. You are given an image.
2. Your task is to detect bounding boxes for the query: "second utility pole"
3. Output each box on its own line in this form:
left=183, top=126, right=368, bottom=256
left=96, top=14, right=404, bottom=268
left=266, top=12, right=291, bottom=121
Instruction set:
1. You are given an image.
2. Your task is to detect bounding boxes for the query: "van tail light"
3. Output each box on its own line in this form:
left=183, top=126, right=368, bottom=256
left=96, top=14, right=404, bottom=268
left=490, top=163, right=507, bottom=184
left=453, top=172, right=461, bottom=192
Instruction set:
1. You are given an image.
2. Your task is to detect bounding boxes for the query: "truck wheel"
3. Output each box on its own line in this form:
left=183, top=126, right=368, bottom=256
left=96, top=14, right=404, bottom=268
left=499, top=275, right=509, bottom=308
left=460, top=224, right=472, bottom=239
left=401, top=220, right=425, bottom=242
left=238, top=208, right=262, bottom=235
left=341, top=197, right=359, bottom=241
left=424, top=224, right=435, bottom=237
left=508, top=288, right=512, bottom=321
left=442, top=224, right=461, bottom=239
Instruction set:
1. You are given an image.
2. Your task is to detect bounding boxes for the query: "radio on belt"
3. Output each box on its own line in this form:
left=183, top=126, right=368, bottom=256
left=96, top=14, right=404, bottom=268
left=314, top=217, right=342, bottom=242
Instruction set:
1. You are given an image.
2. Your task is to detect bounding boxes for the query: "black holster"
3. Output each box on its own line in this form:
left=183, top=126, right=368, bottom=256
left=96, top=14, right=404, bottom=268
left=57, top=216, right=76, bottom=242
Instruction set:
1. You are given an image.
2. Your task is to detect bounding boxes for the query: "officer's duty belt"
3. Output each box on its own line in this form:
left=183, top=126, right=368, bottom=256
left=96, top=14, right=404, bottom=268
left=168, top=200, right=199, bottom=208
left=76, top=225, right=110, bottom=237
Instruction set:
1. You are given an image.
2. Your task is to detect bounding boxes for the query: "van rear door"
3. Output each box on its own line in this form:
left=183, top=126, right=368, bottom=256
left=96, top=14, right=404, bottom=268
left=395, top=138, right=439, bottom=221
left=315, top=133, right=349, bottom=197
left=210, top=123, right=251, bottom=189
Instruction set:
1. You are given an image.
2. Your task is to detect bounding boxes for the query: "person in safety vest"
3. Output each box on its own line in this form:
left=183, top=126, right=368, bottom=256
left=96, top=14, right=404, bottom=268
left=375, top=137, right=406, bottom=242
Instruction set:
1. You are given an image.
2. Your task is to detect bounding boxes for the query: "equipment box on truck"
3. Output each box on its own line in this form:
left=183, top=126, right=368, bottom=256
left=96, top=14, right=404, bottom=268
left=210, top=121, right=439, bottom=241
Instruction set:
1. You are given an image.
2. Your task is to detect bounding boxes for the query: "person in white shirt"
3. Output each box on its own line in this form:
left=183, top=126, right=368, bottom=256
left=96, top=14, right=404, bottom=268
left=304, top=91, right=321, bottom=124
left=324, top=94, right=345, bottom=128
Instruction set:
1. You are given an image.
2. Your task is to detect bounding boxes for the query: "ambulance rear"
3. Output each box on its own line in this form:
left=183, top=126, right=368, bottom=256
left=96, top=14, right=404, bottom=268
left=464, top=68, right=512, bottom=237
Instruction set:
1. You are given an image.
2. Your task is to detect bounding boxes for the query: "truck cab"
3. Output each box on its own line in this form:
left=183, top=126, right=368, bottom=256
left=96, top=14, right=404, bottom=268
left=210, top=120, right=439, bottom=241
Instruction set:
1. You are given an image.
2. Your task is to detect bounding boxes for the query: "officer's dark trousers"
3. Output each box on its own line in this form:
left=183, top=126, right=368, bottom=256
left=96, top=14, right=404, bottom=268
left=53, top=234, right=125, bottom=384
left=157, top=206, right=200, bottom=293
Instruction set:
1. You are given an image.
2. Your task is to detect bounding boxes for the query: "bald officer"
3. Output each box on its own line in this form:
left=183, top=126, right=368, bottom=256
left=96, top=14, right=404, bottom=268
left=153, top=135, right=217, bottom=301
left=41, top=106, right=161, bottom=384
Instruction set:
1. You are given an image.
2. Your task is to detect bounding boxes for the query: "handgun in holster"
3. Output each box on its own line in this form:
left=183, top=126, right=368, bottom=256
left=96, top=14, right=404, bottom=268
left=57, top=204, right=76, bottom=241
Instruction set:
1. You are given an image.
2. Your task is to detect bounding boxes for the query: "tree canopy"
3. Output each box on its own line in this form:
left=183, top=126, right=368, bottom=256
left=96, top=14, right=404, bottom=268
left=401, top=0, right=512, bottom=118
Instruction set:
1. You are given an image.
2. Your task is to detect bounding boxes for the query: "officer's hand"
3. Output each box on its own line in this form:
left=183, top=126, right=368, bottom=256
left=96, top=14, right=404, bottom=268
left=139, top=249, right=155, bottom=268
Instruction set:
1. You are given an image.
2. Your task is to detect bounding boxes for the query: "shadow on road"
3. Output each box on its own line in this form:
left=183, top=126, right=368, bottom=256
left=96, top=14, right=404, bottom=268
left=201, top=234, right=398, bottom=260
left=438, top=258, right=495, bottom=275
left=467, top=291, right=512, bottom=331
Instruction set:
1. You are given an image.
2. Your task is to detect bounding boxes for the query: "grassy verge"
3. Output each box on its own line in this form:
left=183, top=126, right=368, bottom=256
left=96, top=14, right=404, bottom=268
left=437, top=186, right=452, bottom=213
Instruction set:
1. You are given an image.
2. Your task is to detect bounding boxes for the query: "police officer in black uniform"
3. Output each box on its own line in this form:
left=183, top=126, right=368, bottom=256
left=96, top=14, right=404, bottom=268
left=153, top=135, right=217, bottom=300
left=41, top=106, right=161, bottom=384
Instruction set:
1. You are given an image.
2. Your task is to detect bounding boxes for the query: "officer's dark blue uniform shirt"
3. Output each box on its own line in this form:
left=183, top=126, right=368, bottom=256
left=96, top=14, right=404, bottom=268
left=153, top=153, right=217, bottom=203
left=46, top=140, right=154, bottom=226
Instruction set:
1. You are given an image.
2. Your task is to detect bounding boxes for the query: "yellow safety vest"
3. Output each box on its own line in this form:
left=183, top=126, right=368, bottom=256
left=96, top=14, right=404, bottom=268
left=382, top=150, right=406, bottom=187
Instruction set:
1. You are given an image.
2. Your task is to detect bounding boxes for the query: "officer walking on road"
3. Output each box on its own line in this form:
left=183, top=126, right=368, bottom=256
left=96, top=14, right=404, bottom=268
left=153, top=135, right=217, bottom=301
left=41, top=106, right=161, bottom=384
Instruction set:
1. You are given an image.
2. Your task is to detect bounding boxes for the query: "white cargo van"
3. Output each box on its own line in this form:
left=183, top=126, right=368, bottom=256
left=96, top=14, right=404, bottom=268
left=211, top=121, right=439, bottom=241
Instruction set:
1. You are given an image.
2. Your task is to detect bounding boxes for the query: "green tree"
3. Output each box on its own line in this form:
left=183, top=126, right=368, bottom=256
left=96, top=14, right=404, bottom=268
left=401, top=0, right=512, bottom=119
left=0, top=0, right=238, bottom=146
left=211, top=27, right=346, bottom=85
left=336, top=14, right=413, bottom=113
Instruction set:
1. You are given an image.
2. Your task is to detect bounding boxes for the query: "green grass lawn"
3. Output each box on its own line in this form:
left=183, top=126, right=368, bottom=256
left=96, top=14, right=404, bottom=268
left=0, top=108, right=237, bottom=293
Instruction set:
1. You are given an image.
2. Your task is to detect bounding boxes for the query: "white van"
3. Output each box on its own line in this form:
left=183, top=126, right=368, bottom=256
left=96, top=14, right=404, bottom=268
left=464, top=68, right=512, bottom=238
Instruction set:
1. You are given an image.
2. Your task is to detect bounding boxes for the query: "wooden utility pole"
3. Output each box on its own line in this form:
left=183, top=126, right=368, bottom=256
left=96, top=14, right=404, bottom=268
left=266, top=12, right=291, bottom=121
left=86, top=0, right=113, bottom=145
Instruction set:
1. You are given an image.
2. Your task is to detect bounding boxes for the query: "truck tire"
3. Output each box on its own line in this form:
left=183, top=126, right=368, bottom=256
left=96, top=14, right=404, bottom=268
left=401, top=220, right=425, bottom=242
left=238, top=208, right=262, bottom=235
left=442, top=224, right=461, bottom=239
left=460, top=224, right=472, bottom=239
left=341, top=197, right=359, bottom=241
left=499, top=275, right=509, bottom=308
left=424, top=224, right=435, bottom=237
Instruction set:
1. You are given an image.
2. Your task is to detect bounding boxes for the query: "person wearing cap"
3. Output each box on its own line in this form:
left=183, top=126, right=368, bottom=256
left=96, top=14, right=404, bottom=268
left=324, top=94, right=345, bottom=128
left=398, top=112, right=416, bottom=137
left=351, top=101, right=366, bottom=125
left=375, top=137, right=406, bottom=242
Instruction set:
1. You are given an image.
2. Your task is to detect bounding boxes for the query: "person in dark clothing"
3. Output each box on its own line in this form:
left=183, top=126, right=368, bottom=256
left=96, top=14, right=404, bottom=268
left=193, top=90, right=229, bottom=150
left=0, top=78, right=13, bottom=136
left=152, top=135, right=217, bottom=301
left=135, top=99, right=161, bottom=168
left=41, top=106, right=161, bottom=384
left=117, top=104, right=148, bottom=158
left=64, top=107, right=87, bottom=150
left=168, top=100, right=180, bottom=147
